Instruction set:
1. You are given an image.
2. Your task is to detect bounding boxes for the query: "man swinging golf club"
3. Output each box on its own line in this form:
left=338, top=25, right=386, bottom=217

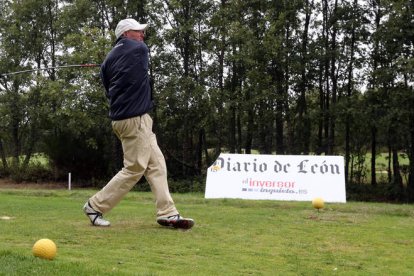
left=83, top=18, right=194, bottom=229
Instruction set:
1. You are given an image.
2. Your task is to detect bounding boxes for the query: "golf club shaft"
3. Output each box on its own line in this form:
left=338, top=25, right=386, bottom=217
left=0, top=63, right=100, bottom=77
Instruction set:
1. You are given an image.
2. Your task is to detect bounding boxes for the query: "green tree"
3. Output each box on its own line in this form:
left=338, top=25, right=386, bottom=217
left=152, top=0, right=213, bottom=176
left=0, top=0, right=53, bottom=172
left=369, top=0, right=412, bottom=200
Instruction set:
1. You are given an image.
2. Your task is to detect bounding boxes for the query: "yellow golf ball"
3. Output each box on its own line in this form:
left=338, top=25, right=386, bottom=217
left=32, top=239, right=57, bottom=260
left=312, top=197, right=325, bottom=210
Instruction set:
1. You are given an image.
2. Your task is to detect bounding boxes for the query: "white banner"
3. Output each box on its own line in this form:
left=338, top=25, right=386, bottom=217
left=205, top=154, right=346, bottom=203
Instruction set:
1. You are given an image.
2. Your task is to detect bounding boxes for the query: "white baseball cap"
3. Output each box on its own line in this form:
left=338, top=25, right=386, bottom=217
left=115, top=18, right=148, bottom=39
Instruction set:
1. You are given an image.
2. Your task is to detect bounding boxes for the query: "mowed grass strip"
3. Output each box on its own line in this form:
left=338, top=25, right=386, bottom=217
left=0, top=189, right=413, bottom=275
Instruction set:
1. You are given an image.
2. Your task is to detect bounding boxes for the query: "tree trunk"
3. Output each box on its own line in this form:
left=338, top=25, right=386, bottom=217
left=228, top=45, right=239, bottom=153
left=0, top=138, right=8, bottom=170
left=229, top=103, right=236, bottom=153
left=275, top=66, right=285, bottom=154
left=329, top=0, right=339, bottom=154
left=408, top=112, right=414, bottom=201
left=371, top=127, right=377, bottom=186
left=317, top=61, right=324, bottom=155
left=387, top=144, right=392, bottom=182
left=10, top=82, right=20, bottom=167
left=345, top=0, right=357, bottom=184
left=245, top=102, right=253, bottom=154
left=236, top=110, right=242, bottom=153
left=322, top=0, right=330, bottom=155
left=196, top=128, right=203, bottom=175
left=297, top=0, right=312, bottom=155
left=392, top=147, right=404, bottom=200
left=369, top=0, right=382, bottom=187
left=202, top=128, right=210, bottom=167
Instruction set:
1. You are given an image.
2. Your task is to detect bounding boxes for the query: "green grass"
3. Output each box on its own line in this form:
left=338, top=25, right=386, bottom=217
left=361, top=152, right=410, bottom=184
left=364, top=152, right=409, bottom=169
left=0, top=189, right=413, bottom=275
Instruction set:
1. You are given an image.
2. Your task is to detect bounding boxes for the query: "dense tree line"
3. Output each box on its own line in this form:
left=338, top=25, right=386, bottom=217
left=0, top=0, right=412, bottom=200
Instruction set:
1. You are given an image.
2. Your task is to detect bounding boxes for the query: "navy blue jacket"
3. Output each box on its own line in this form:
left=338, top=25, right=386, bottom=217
left=100, top=37, right=153, bottom=120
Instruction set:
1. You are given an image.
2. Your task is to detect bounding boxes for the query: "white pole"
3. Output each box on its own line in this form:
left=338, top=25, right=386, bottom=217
left=68, top=172, right=72, bottom=190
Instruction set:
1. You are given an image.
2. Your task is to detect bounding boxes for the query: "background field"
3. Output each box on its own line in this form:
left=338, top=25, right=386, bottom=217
left=0, top=189, right=413, bottom=275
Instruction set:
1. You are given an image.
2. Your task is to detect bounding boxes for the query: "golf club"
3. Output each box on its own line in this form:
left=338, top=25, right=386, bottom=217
left=0, top=63, right=100, bottom=78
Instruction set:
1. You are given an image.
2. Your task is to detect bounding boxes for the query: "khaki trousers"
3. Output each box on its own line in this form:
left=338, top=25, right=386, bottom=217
left=89, top=114, right=178, bottom=218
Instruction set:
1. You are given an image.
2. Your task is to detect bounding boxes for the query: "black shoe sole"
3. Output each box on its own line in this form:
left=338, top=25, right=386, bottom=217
left=173, top=219, right=194, bottom=229
left=157, top=218, right=195, bottom=229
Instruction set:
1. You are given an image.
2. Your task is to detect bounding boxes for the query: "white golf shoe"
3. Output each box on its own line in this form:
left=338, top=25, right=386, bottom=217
left=83, top=201, right=111, bottom=226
